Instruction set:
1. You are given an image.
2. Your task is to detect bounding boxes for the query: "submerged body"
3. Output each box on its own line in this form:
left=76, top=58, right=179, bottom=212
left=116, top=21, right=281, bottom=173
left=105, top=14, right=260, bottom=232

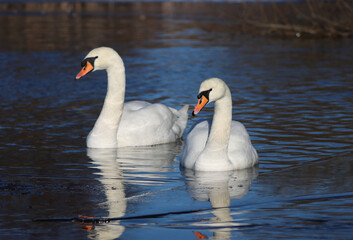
left=180, top=78, right=258, bottom=171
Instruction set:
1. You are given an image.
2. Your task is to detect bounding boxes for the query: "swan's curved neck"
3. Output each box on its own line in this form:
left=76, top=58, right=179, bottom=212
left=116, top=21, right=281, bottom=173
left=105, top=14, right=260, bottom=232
left=206, top=86, right=232, bottom=151
left=105, top=66, right=126, bottom=105
left=88, top=64, right=125, bottom=148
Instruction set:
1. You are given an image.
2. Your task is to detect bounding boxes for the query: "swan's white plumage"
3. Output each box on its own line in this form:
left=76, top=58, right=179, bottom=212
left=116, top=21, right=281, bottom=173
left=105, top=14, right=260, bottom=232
left=77, top=47, right=188, bottom=148
left=180, top=78, right=258, bottom=171
left=117, top=101, right=188, bottom=147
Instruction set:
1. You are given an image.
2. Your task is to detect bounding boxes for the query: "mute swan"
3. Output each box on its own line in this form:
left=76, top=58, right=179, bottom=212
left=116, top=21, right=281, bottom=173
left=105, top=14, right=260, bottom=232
left=76, top=47, right=188, bottom=148
left=180, top=78, right=258, bottom=171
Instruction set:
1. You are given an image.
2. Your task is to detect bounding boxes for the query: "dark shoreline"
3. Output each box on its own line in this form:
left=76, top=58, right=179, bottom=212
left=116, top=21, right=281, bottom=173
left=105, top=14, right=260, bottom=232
left=1, top=1, right=353, bottom=39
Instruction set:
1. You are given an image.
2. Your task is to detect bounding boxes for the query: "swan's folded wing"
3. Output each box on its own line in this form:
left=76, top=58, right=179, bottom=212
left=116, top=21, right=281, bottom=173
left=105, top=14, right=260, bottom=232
left=180, top=120, right=210, bottom=169
left=170, top=104, right=189, bottom=138
left=228, top=121, right=258, bottom=169
left=117, top=102, right=181, bottom=147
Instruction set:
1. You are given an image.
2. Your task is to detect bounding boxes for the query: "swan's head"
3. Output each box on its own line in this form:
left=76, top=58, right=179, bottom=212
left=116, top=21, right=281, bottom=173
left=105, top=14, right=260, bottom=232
left=192, top=78, right=227, bottom=116
left=75, top=47, right=124, bottom=80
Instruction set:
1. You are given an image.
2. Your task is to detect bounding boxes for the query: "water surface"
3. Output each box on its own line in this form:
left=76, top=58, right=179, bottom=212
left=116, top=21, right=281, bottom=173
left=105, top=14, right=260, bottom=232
left=0, top=4, right=352, bottom=239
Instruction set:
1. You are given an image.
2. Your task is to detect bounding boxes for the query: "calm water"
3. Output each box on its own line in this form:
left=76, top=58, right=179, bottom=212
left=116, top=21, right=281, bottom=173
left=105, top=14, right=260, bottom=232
left=0, top=4, right=353, bottom=239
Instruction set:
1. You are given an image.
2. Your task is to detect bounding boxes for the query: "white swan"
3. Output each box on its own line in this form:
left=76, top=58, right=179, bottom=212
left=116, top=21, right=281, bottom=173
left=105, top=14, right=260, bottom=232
left=180, top=78, right=258, bottom=171
left=76, top=47, right=188, bottom=148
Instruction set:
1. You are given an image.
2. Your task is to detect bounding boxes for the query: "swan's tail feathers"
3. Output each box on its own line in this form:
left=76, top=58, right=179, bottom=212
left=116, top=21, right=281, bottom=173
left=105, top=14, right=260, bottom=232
left=174, top=104, right=189, bottom=138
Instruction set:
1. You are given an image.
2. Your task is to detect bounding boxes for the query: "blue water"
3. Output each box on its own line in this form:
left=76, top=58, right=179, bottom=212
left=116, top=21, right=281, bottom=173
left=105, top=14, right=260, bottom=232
left=0, top=4, right=352, bottom=239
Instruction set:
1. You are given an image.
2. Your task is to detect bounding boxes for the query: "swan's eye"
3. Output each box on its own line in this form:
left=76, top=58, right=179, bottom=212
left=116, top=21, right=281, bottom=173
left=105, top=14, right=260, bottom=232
left=81, top=56, right=98, bottom=68
left=197, top=89, right=212, bottom=100
left=81, top=60, right=87, bottom=68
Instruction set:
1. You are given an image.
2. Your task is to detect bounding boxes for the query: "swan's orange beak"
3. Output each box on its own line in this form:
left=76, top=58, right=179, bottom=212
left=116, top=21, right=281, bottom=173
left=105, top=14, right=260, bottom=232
left=192, top=95, right=209, bottom=116
left=76, top=61, right=94, bottom=80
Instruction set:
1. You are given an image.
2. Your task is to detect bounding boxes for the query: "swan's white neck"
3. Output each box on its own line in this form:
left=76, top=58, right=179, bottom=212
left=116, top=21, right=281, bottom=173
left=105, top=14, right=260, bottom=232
left=87, top=64, right=125, bottom=148
left=206, top=86, right=232, bottom=151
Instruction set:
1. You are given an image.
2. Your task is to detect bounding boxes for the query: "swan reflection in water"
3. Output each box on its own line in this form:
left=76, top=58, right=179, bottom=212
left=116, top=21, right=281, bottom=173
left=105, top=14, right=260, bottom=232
left=85, top=142, right=181, bottom=239
left=85, top=148, right=126, bottom=239
left=183, top=166, right=258, bottom=239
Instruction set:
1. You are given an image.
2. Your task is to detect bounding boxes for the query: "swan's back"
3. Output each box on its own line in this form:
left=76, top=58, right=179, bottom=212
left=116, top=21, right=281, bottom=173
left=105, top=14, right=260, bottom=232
left=117, top=101, right=188, bottom=147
